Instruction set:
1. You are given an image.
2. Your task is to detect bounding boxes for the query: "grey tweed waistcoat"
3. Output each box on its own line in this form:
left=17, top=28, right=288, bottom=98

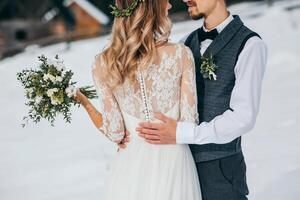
left=185, top=15, right=260, bottom=162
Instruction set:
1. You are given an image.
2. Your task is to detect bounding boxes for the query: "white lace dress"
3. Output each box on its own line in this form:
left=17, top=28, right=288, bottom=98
left=92, top=43, right=202, bottom=200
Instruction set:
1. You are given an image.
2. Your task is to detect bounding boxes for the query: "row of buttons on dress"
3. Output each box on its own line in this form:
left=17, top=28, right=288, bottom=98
left=137, top=68, right=151, bottom=122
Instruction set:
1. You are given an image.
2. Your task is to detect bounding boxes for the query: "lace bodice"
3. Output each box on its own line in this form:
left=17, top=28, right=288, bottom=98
left=92, top=43, right=198, bottom=142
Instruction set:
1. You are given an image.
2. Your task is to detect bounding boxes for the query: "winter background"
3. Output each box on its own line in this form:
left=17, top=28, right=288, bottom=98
left=0, top=1, right=300, bottom=200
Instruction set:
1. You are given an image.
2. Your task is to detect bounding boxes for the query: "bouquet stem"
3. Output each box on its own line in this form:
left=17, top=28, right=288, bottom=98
left=79, top=86, right=97, bottom=99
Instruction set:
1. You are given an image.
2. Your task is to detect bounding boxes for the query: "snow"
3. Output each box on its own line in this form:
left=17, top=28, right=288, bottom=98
left=0, top=1, right=300, bottom=200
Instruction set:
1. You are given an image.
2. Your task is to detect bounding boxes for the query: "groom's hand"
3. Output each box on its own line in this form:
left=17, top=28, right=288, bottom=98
left=136, top=113, right=177, bottom=144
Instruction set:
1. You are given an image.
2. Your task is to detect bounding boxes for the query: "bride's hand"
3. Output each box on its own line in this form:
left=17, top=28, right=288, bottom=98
left=117, top=130, right=131, bottom=151
left=74, top=88, right=88, bottom=104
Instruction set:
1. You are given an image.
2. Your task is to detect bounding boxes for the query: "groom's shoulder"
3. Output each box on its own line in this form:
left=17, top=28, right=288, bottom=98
left=239, top=23, right=262, bottom=40
left=236, top=24, right=265, bottom=48
left=236, top=24, right=267, bottom=58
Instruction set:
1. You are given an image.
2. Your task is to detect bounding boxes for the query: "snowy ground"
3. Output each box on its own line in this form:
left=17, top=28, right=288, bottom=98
left=0, top=1, right=300, bottom=200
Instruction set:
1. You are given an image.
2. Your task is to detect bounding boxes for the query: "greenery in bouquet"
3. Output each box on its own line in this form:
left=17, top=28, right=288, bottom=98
left=17, top=55, right=97, bottom=127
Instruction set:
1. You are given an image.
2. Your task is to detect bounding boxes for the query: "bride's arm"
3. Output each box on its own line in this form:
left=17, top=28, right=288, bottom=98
left=179, top=46, right=199, bottom=124
left=75, top=89, right=129, bottom=148
left=75, top=56, right=125, bottom=143
left=75, top=90, right=103, bottom=131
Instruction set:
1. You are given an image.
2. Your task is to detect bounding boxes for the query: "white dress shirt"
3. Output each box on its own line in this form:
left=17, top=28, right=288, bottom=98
left=176, top=14, right=268, bottom=145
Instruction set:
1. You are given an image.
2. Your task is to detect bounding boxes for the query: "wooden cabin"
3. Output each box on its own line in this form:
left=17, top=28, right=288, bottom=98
left=0, top=0, right=110, bottom=59
left=49, top=0, right=110, bottom=39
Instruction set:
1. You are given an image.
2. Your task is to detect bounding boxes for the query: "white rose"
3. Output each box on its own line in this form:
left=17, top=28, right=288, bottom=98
left=46, top=88, right=58, bottom=97
left=55, top=76, right=63, bottom=83
left=49, top=74, right=56, bottom=82
left=46, top=90, right=51, bottom=97
left=48, top=58, right=65, bottom=71
left=43, top=73, right=56, bottom=82
left=47, top=58, right=58, bottom=67
left=65, top=85, right=76, bottom=98
left=43, top=74, right=49, bottom=81
left=51, top=98, right=58, bottom=105
left=35, top=96, right=43, bottom=104
left=56, top=62, right=66, bottom=71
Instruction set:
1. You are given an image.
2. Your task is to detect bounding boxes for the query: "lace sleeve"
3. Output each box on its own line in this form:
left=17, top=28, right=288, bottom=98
left=91, top=55, right=125, bottom=142
left=179, top=46, right=199, bottom=124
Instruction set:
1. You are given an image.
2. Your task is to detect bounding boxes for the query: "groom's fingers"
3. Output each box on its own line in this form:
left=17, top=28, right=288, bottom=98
left=146, top=139, right=161, bottom=144
left=136, top=127, right=160, bottom=134
left=138, top=122, right=162, bottom=130
left=143, top=134, right=160, bottom=140
left=138, top=128, right=160, bottom=136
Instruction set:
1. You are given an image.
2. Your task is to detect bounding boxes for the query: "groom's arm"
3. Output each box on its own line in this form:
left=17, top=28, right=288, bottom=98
left=177, top=37, right=268, bottom=144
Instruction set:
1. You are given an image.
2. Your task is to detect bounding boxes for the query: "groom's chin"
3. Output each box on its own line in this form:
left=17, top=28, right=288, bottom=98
left=190, top=13, right=204, bottom=20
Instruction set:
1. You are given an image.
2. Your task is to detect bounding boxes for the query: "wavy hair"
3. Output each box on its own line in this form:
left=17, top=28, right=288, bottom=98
left=101, top=0, right=172, bottom=89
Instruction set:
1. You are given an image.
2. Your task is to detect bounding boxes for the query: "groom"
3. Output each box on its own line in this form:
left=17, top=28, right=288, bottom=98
left=136, top=0, right=267, bottom=199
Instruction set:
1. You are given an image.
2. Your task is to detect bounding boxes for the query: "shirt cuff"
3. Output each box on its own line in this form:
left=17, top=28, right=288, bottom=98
left=176, top=122, right=196, bottom=144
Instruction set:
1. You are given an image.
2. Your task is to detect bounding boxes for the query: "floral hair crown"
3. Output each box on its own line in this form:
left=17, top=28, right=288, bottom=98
left=110, top=0, right=145, bottom=18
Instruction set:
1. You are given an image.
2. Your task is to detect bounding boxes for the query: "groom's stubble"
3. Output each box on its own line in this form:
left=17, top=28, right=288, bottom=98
left=183, top=0, right=227, bottom=21
left=185, top=0, right=204, bottom=20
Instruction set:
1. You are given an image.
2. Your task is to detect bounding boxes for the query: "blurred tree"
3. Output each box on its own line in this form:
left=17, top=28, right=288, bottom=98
left=89, top=0, right=114, bottom=22
left=53, top=0, right=76, bottom=30
left=267, top=0, right=274, bottom=6
left=0, top=0, right=53, bottom=20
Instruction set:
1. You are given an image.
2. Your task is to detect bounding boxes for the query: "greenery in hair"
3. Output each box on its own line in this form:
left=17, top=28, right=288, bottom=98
left=110, top=0, right=145, bottom=18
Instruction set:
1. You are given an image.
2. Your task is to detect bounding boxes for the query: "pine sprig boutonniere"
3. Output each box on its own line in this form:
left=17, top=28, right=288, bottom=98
left=200, top=54, right=219, bottom=81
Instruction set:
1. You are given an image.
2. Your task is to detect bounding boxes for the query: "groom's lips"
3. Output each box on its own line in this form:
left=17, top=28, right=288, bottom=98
left=187, top=2, right=197, bottom=11
left=188, top=5, right=196, bottom=13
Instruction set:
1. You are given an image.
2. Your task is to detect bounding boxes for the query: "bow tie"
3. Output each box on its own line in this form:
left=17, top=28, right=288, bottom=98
left=198, top=27, right=219, bottom=42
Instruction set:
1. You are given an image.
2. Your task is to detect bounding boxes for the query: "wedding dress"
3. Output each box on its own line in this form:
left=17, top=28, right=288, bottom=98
left=92, top=43, right=202, bottom=200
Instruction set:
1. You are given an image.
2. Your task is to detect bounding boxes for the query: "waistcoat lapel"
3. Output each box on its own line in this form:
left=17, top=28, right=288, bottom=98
left=203, top=15, right=244, bottom=58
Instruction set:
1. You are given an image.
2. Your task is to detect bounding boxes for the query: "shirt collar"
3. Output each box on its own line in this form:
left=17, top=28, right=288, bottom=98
left=203, top=14, right=234, bottom=33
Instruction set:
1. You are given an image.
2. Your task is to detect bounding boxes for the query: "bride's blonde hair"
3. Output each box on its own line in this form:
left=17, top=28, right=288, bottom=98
left=101, top=0, right=172, bottom=89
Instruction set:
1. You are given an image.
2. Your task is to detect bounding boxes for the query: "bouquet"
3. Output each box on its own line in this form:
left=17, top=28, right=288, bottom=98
left=17, top=55, right=97, bottom=127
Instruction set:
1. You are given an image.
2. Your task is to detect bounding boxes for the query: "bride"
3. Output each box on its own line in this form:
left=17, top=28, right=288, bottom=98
left=74, top=0, right=202, bottom=199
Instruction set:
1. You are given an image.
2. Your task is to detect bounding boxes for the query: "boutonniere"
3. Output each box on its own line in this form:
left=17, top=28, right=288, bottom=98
left=200, top=54, right=219, bottom=81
